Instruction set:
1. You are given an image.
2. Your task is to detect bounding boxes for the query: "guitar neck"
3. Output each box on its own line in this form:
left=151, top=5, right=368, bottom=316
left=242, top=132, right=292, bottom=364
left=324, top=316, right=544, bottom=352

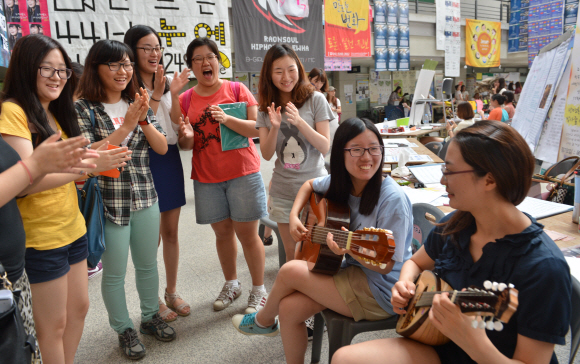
left=415, top=290, right=497, bottom=308
left=308, top=225, right=354, bottom=251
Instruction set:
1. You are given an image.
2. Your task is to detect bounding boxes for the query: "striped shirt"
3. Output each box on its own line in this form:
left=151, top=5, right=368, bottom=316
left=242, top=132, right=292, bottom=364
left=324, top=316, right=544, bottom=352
left=76, top=99, right=166, bottom=226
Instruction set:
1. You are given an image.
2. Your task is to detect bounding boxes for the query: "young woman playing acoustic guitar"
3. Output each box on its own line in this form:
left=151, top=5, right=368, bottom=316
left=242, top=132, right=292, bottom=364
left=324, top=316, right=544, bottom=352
left=332, top=120, right=572, bottom=364
left=232, top=118, right=414, bottom=364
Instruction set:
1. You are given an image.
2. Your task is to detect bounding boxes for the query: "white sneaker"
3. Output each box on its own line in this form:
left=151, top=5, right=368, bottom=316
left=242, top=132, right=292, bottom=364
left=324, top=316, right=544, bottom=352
left=213, top=282, right=242, bottom=311
left=245, top=290, right=268, bottom=314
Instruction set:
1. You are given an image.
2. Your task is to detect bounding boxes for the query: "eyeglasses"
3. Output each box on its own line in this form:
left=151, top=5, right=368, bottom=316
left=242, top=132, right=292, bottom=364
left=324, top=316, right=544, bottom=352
left=344, top=146, right=384, bottom=157
left=440, top=165, right=478, bottom=180
left=136, top=46, right=164, bottom=54
left=38, top=66, right=72, bottom=79
left=192, top=54, right=218, bottom=64
left=101, top=62, right=135, bottom=71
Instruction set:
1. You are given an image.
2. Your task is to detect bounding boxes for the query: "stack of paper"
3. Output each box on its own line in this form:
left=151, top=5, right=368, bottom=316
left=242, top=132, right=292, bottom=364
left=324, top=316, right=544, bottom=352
left=515, top=197, right=573, bottom=219
left=408, top=164, right=444, bottom=184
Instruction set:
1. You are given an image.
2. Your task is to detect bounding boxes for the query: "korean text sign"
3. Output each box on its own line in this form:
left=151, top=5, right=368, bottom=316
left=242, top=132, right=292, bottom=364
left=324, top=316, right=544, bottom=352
left=325, top=0, right=371, bottom=57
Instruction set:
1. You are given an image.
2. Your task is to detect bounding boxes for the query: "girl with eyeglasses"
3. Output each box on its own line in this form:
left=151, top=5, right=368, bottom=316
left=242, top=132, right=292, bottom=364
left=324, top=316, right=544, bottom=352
left=0, top=34, right=129, bottom=364
left=175, top=37, right=269, bottom=314
left=124, top=24, right=192, bottom=323
left=332, top=120, right=571, bottom=364
left=232, top=118, right=413, bottom=364
left=75, top=39, right=175, bottom=360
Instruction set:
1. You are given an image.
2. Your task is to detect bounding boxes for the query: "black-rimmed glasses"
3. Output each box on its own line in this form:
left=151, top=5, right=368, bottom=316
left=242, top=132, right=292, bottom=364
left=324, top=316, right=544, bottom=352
left=101, top=62, right=135, bottom=71
left=136, top=46, right=164, bottom=54
left=192, top=54, right=218, bottom=64
left=38, top=66, right=72, bottom=79
left=440, top=165, right=478, bottom=181
left=344, top=147, right=384, bottom=157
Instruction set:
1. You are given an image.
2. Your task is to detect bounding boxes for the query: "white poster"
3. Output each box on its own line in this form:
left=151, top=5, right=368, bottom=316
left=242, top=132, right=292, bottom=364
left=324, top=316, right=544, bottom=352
left=234, top=72, right=250, bottom=89
left=409, top=69, right=436, bottom=125
left=435, top=0, right=446, bottom=50
left=47, top=0, right=232, bottom=77
left=560, top=27, right=580, bottom=159
left=444, top=0, right=461, bottom=77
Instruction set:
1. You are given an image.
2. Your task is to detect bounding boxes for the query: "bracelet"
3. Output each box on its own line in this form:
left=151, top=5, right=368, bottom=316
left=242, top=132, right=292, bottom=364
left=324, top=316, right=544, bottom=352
left=17, top=161, right=33, bottom=185
left=150, top=96, right=161, bottom=102
left=87, top=173, right=97, bottom=178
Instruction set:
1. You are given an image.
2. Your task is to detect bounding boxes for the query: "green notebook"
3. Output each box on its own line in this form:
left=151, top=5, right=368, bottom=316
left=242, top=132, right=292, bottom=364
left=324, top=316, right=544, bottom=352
left=218, top=102, right=250, bottom=151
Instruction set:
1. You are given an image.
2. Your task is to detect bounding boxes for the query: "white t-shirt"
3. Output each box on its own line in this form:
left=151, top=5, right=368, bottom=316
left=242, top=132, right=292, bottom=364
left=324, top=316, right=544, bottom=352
left=330, top=98, right=341, bottom=120
left=146, top=74, right=179, bottom=145
left=102, top=100, right=132, bottom=147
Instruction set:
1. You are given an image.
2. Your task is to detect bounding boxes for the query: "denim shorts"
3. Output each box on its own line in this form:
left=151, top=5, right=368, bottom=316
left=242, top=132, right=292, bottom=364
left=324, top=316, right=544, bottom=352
left=193, top=172, right=268, bottom=224
left=25, top=234, right=89, bottom=284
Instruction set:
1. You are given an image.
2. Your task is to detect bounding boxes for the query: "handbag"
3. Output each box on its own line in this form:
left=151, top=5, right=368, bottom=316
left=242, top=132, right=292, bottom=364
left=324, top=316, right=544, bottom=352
left=530, top=156, right=580, bottom=206
left=0, top=263, right=39, bottom=364
left=76, top=108, right=106, bottom=268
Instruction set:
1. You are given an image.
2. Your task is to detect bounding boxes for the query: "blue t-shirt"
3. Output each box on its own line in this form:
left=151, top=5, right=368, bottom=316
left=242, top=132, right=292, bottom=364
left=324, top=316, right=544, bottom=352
left=313, top=175, right=414, bottom=314
left=424, top=212, right=571, bottom=364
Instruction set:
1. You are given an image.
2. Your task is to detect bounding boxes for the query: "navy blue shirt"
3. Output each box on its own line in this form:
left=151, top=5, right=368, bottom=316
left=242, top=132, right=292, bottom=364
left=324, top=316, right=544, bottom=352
left=423, top=212, right=571, bottom=364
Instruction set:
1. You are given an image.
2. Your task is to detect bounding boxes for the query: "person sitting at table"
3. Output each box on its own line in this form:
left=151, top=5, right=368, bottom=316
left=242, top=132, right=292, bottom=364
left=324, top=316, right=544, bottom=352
left=331, top=119, right=572, bottom=364
left=485, top=94, right=509, bottom=122
left=444, top=102, right=475, bottom=143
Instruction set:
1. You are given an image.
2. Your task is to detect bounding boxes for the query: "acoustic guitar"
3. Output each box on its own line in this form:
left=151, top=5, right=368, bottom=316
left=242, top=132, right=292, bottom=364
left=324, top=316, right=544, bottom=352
left=396, top=270, right=519, bottom=346
left=294, top=192, right=396, bottom=275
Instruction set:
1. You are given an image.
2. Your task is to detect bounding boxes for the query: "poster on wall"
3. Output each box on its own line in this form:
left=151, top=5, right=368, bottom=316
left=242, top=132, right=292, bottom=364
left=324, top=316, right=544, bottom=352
left=233, top=0, right=321, bottom=73
left=0, top=0, right=10, bottom=65
left=560, top=22, right=580, bottom=159
left=6, top=0, right=51, bottom=51
left=528, top=0, right=564, bottom=67
left=374, top=0, right=409, bottom=71
left=234, top=73, right=250, bottom=89
left=325, top=0, right=371, bottom=57
left=443, top=0, right=461, bottom=77
left=47, top=0, right=231, bottom=76
left=509, top=0, right=530, bottom=53
left=465, top=19, right=502, bottom=68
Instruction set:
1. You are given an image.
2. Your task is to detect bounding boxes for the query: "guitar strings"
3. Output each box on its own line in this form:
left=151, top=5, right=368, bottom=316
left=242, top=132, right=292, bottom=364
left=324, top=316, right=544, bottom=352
left=303, top=224, right=363, bottom=238
left=305, top=230, right=379, bottom=252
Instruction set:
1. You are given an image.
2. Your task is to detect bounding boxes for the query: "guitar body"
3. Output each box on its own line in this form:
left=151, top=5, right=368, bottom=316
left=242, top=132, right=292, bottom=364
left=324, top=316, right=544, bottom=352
left=295, top=193, right=350, bottom=275
left=396, top=270, right=454, bottom=346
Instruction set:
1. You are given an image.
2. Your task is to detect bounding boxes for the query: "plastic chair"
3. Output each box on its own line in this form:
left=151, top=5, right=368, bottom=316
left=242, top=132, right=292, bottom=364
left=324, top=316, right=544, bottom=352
left=310, top=203, right=445, bottom=363
left=569, top=276, right=580, bottom=364
left=439, top=141, right=450, bottom=160
left=384, top=105, right=405, bottom=121
left=258, top=217, right=285, bottom=268
left=424, top=142, right=443, bottom=156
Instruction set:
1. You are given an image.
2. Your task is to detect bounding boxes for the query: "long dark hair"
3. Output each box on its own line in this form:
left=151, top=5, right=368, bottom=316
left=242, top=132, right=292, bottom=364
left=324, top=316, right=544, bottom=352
left=439, top=120, right=535, bottom=243
left=1, top=34, right=80, bottom=142
left=496, top=77, right=506, bottom=92
left=325, top=118, right=384, bottom=216
left=77, top=40, right=138, bottom=103
left=124, top=25, right=170, bottom=95
left=308, top=67, right=328, bottom=93
left=258, top=43, right=314, bottom=112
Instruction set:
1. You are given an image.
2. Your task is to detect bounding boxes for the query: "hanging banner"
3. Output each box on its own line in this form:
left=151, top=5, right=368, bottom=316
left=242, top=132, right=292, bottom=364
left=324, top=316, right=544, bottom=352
left=0, top=1, right=10, bottom=66
left=6, top=0, right=51, bottom=51
left=232, top=0, right=323, bottom=72
left=47, top=0, right=232, bottom=77
left=465, top=19, right=502, bottom=68
left=325, top=0, right=371, bottom=57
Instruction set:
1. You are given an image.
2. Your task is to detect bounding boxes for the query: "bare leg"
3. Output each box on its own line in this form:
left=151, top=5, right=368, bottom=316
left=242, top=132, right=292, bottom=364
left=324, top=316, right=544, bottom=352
left=211, top=218, right=238, bottom=281
left=332, top=337, right=441, bottom=364
left=31, top=275, right=68, bottom=364
left=62, top=260, right=90, bottom=364
left=263, top=226, right=272, bottom=239
left=232, top=220, right=265, bottom=286
left=160, top=207, right=188, bottom=314
left=277, top=222, right=296, bottom=263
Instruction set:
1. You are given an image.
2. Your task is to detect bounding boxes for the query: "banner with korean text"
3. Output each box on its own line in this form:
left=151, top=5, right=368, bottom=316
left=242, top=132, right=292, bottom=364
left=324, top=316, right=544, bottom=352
left=232, top=0, right=324, bottom=73
left=465, top=19, right=501, bottom=68
left=325, top=0, right=371, bottom=57
left=47, top=0, right=232, bottom=77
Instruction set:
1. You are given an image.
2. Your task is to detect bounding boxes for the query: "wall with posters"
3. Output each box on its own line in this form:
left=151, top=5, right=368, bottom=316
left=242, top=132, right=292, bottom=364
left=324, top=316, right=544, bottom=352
left=509, top=0, right=529, bottom=53
left=47, top=0, right=231, bottom=76
left=527, top=0, right=564, bottom=66
left=374, top=0, right=409, bottom=72
left=326, top=0, right=371, bottom=58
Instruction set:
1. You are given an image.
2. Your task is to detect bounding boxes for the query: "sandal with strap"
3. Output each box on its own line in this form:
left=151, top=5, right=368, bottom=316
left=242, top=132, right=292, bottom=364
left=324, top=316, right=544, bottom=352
left=165, top=290, right=191, bottom=317
left=158, top=297, right=177, bottom=322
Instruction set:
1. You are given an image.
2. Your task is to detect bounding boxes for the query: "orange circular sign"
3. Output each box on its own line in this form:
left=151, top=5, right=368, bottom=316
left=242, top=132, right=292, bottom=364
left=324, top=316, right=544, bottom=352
left=478, top=32, right=492, bottom=57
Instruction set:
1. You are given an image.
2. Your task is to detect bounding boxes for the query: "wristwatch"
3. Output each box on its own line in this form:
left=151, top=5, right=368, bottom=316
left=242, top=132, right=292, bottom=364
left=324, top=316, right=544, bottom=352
left=138, top=115, right=151, bottom=126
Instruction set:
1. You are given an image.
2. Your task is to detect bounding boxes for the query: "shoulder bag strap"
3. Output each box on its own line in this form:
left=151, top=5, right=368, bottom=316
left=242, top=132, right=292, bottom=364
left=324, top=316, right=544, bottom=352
left=230, top=81, right=240, bottom=102
left=544, top=156, right=580, bottom=182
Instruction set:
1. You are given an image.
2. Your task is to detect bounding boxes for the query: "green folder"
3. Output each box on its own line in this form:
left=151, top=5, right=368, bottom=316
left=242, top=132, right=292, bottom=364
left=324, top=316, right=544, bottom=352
left=217, top=102, right=250, bottom=151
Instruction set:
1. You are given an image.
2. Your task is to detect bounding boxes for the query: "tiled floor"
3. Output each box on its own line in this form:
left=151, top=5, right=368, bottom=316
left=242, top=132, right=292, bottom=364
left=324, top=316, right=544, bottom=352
left=75, top=147, right=577, bottom=363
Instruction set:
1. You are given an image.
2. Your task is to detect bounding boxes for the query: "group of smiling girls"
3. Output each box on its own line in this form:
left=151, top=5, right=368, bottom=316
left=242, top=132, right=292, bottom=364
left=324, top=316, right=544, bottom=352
left=0, top=27, right=572, bottom=364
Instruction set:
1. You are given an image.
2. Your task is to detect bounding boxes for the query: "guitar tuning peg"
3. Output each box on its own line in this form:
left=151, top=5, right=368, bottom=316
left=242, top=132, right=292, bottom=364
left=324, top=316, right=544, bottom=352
left=483, top=280, right=492, bottom=290
left=478, top=319, right=486, bottom=330
left=363, top=227, right=369, bottom=231
left=498, top=283, right=507, bottom=292
left=493, top=320, right=504, bottom=331
left=379, top=263, right=386, bottom=269
left=371, top=261, right=377, bottom=266
left=508, top=283, right=515, bottom=289
left=492, top=282, right=499, bottom=291
left=471, top=318, right=479, bottom=329
left=486, top=320, right=495, bottom=331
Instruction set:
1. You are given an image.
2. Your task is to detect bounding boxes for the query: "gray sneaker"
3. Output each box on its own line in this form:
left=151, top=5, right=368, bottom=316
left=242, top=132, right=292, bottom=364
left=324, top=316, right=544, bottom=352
left=245, top=290, right=268, bottom=314
left=213, top=281, right=242, bottom=311
left=140, top=313, right=176, bottom=342
left=118, top=328, right=146, bottom=360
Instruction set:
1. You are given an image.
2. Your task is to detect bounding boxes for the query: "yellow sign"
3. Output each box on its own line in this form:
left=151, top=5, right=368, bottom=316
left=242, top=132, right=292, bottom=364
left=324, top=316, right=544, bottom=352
left=325, top=0, right=369, bottom=34
left=465, top=19, right=501, bottom=68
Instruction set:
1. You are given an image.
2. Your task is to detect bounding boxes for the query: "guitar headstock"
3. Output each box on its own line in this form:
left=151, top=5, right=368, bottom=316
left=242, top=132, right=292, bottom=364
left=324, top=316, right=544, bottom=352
left=350, top=227, right=396, bottom=267
left=454, top=280, right=518, bottom=331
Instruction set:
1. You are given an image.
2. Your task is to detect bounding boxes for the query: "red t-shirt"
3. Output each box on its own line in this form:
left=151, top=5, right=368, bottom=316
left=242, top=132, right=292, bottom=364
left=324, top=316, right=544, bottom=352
left=488, top=107, right=504, bottom=122
left=179, top=80, right=260, bottom=183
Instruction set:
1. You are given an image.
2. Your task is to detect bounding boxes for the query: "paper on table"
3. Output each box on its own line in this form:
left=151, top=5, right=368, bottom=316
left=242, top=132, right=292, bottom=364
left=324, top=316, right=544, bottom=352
left=408, top=163, right=444, bottom=184
left=384, top=147, right=418, bottom=157
left=384, top=155, right=433, bottom=163
left=515, top=197, right=573, bottom=219
left=565, top=257, right=580, bottom=282
left=401, top=186, right=446, bottom=205
left=382, top=138, right=419, bottom=147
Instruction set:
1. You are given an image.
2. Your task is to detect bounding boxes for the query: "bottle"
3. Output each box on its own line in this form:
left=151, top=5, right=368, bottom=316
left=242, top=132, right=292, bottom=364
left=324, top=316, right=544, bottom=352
left=574, top=171, right=580, bottom=224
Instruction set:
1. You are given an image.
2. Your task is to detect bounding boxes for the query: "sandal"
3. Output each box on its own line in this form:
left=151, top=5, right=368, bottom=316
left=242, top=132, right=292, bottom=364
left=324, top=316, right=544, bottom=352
left=165, top=289, right=191, bottom=317
left=158, top=297, right=177, bottom=322
left=262, top=235, right=273, bottom=246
